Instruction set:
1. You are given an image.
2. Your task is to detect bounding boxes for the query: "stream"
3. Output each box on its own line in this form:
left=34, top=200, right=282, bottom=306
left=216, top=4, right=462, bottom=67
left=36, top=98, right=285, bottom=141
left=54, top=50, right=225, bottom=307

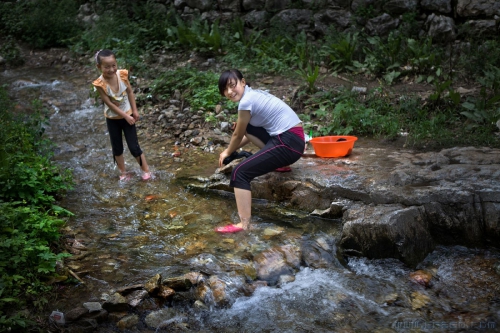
left=2, top=66, right=500, bottom=332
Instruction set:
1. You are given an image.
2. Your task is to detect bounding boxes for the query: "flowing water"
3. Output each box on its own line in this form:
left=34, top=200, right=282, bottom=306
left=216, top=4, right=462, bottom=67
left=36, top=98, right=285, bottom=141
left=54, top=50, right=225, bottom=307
left=2, top=67, right=500, bottom=332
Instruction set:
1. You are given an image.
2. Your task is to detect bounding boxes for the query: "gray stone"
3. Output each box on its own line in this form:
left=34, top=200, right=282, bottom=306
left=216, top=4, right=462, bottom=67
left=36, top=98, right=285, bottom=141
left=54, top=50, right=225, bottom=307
left=102, top=293, right=129, bottom=313
left=265, top=0, right=291, bottom=12
left=425, top=13, right=456, bottom=42
left=420, top=0, right=452, bottom=14
left=185, top=0, right=212, bottom=11
left=384, top=0, right=418, bottom=15
left=456, top=0, right=500, bottom=17
left=219, top=0, right=241, bottom=12
left=464, top=19, right=498, bottom=37
left=244, top=10, right=271, bottom=28
left=145, top=308, right=179, bottom=328
left=243, top=0, right=266, bottom=11
left=116, top=314, right=139, bottom=330
left=365, top=13, right=400, bottom=36
left=82, top=302, right=102, bottom=313
left=340, top=204, right=434, bottom=266
left=270, top=9, right=313, bottom=33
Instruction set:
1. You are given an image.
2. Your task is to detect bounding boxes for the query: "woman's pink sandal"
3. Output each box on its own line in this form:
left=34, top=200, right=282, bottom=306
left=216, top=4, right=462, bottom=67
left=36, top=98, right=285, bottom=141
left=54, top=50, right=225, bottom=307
left=275, top=167, right=292, bottom=173
left=215, top=224, right=244, bottom=233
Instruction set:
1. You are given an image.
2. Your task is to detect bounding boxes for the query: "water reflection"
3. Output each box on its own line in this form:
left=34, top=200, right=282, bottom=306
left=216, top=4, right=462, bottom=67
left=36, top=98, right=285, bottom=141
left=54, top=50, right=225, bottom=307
left=2, top=67, right=500, bottom=332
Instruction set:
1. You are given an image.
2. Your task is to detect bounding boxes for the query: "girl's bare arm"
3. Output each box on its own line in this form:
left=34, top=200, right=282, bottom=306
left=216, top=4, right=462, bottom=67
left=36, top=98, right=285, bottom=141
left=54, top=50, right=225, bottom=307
left=96, top=86, right=135, bottom=125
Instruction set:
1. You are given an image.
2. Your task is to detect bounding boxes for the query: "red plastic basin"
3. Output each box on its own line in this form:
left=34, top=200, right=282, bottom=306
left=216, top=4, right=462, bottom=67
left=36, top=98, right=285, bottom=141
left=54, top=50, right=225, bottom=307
left=309, top=136, right=358, bottom=157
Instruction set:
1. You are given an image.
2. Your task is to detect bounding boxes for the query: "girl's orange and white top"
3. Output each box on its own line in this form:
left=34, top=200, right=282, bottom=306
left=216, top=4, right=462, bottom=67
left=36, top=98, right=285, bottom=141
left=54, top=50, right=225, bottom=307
left=92, top=69, right=132, bottom=119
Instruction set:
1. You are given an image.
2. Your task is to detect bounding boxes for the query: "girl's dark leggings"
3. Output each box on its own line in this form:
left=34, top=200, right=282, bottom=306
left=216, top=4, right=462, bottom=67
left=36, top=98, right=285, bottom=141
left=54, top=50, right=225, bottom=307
left=230, top=124, right=304, bottom=191
left=106, top=117, right=143, bottom=161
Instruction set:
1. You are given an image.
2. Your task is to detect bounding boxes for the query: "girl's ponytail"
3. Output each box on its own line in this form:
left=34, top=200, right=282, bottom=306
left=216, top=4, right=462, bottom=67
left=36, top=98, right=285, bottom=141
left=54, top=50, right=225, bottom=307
left=95, top=49, right=115, bottom=65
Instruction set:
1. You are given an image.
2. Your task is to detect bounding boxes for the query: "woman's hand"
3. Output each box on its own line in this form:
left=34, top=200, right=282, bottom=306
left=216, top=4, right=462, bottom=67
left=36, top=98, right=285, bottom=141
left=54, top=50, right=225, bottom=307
left=219, top=149, right=231, bottom=167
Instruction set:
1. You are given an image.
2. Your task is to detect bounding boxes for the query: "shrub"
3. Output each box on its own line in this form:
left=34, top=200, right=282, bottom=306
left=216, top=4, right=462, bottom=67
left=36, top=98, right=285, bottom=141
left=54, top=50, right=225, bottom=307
left=0, top=0, right=83, bottom=49
left=0, top=85, right=74, bottom=331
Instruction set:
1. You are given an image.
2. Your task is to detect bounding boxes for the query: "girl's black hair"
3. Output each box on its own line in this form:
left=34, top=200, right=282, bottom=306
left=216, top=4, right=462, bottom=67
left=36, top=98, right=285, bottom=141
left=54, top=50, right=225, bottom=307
left=218, top=69, right=245, bottom=96
left=95, top=49, right=116, bottom=65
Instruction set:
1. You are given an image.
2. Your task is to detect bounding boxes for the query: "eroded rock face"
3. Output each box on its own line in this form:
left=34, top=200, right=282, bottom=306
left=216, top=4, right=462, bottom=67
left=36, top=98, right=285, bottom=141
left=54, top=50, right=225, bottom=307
left=190, top=146, right=500, bottom=267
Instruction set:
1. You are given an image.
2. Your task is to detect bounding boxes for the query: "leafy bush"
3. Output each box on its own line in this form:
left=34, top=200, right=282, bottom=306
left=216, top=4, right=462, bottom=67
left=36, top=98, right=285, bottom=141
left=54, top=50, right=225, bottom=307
left=0, top=86, right=74, bottom=331
left=0, top=0, right=83, bottom=49
left=321, top=32, right=359, bottom=72
left=151, top=67, right=236, bottom=112
left=0, top=37, right=24, bottom=67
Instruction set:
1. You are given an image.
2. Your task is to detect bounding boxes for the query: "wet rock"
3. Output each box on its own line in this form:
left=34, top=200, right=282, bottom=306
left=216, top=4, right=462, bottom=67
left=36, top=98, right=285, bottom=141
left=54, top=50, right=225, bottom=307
left=254, top=245, right=301, bottom=285
left=108, top=311, right=128, bottom=322
left=243, top=262, right=257, bottom=280
left=302, top=235, right=343, bottom=269
left=65, top=307, right=88, bottom=322
left=410, top=291, right=431, bottom=310
left=102, top=293, right=129, bottom=312
left=115, top=284, right=144, bottom=294
left=67, top=318, right=98, bottom=332
left=126, top=289, right=148, bottom=307
left=193, top=300, right=208, bottom=309
left=191, top=142, right=500, bottom=269
left=340, top=204, right=435, bottom=267
left=85, top=309, right=108, bottom=323
left=278, top=274, right=295, bottom=286
left=145, top=308, right=180, bottom=329
left=116, top=314, right=139, bottom=330
left=195, top=282, right=211, bottom=303
left=183, top=271, right=205, bottom=285
left=145, top=273, right=161, bottom=294
left=494, top=261, right=500, bottom=275
left=409, top=270, right=433, bottom=287
left=158, top=286, right=176, bottom=299
left=262, top=227, right=284, bottom=239
left=162, top=276, right=193, bottom=291
left=208, top=275, right=229, bottom=306
left=241, top=280, right=268, bottom=296
left=82, top=302, right=102, bottom=313
left=381, top=293, right=399, bottom=305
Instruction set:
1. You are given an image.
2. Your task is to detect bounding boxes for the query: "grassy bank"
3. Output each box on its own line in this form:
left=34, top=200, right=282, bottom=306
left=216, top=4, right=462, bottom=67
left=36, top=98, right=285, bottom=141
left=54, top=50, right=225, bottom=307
left=1, top=0, right=499, bottom=148
left=0, top=86, right=74, bottom=331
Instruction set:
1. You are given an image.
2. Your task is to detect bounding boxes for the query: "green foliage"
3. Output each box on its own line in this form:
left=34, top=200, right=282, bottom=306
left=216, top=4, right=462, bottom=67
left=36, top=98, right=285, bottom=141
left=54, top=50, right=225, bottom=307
left=0, top=85, right=74, bottom=331
left=295, top=64, right=321, bottom=94
left=0, top=0, right=82, bottom=49
left=460, top=66, right=500, bottom=128
left=354, top=4, right=378, bottom=20
left=151, top=67, right=235, bottom=111
left=321, top=32, right=359, bottom=72
left=457, top=39, right=500, bottom=80
left=0, top=37, right=24, bottom=67
left=304, top=88, right=402, bottom=138
left=162, top=14, right=222, bottom=56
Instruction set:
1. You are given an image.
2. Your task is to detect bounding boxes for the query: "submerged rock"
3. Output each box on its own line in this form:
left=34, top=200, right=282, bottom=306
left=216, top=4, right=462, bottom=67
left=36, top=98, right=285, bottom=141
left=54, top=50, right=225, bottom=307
left=189, top=146, right=500, bottom=267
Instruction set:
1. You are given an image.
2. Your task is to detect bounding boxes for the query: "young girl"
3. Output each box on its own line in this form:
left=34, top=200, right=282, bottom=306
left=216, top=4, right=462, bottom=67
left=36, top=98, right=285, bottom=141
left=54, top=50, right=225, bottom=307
left=216, top=69, right=305, bottom=233
left=92, top=49, right=151, bottom=181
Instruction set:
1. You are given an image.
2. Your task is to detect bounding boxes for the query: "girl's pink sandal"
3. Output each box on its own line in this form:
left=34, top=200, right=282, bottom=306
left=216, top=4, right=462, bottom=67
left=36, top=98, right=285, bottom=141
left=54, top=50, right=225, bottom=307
left=275, top=167, right=292, bottom=173
left=119, top=174, right=131, bottom=181
left=215, top=224, right=244, bottom=233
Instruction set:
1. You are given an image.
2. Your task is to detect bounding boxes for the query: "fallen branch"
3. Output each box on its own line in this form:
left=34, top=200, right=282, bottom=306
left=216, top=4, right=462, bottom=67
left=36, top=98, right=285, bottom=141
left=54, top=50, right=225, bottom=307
left=69, top=269, right=85, bottom=284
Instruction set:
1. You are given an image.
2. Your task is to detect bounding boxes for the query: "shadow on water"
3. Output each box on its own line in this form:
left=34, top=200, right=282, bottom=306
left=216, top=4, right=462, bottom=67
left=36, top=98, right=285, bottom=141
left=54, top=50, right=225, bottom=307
left=2, top=67, right=500, bottom=332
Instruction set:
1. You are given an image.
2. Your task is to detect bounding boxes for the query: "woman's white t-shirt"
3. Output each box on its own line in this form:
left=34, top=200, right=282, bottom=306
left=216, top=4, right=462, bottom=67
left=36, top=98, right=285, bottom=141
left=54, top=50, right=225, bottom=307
left=238, top=85, right=301, bottom=136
